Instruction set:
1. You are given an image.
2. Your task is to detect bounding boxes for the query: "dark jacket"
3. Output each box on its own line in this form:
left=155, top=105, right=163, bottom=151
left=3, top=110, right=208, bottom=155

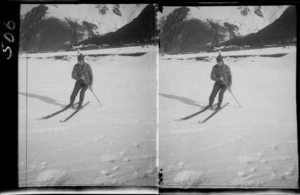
left=210, top=64, right=232, bottom=87
left=72, top=63, right=93, bottom=86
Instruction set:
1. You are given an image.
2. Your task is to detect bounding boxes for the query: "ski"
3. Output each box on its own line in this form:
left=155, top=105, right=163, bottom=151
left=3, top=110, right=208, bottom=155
left=41, top=102, right=79, bottom=119
left=177, top=103, right=218, bottom=121
left=198, top=102, right=229, bottom=123
left=60, top=101, right=90, bottom=122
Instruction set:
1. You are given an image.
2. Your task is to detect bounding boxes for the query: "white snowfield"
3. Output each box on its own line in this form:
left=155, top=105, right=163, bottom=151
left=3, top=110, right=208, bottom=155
left=18, top=45, right=157, bottom=186
left=159, top=46, right=298, bottom=188
left=19, top=45, right=155, bottom=58
left=18, top=44, right=298, bottom=188
left=160, top=45, right=296, bottom=59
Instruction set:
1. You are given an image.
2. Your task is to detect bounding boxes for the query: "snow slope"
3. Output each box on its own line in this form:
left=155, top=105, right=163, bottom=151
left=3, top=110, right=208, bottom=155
left=159, top=46, right=298, bottom=188
left=18, top=45, right=157, bottom=186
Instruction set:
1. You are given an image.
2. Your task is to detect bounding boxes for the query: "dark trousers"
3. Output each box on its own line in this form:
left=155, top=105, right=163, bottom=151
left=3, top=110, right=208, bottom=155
left=70, top=80, right=89, bottom=105
left=209, top=82, right=227, bottom=107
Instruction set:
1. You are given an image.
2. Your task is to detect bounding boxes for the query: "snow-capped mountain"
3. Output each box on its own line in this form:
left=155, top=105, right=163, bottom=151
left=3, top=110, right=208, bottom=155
left=221, top=5, right=296, bottom=47
left=21, top=4, right=146, bottom=35
left=160, top=5, right=290, bottom=54
left=186, top=6, right=288, bottom=36
left=19, top=4, right=147, bottom=52
left=80, top=4, right=158, bottom=47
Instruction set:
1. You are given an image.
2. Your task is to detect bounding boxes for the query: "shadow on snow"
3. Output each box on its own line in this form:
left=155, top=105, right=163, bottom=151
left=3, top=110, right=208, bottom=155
left=159, top=93, right=206, bottom=108
left=18, top=92, right=65, bottom=107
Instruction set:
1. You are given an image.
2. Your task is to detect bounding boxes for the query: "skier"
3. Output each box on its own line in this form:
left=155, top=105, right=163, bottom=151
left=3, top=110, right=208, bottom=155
left=66, top=53, right=93, bottom=109
left=206, top=52, right=232, bottom=111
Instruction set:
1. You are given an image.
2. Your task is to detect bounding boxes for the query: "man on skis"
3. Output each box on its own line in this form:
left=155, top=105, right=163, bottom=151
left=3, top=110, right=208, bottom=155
left=206, top=52, right=232, bottom=111
left=67, top=53, right=93, bottom=109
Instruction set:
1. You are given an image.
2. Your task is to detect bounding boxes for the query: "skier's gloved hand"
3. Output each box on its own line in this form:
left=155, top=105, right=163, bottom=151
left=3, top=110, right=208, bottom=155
left=76, top=74, right=83, bottom=80
left=228, top=86, right=232, bottom=92
left=79, top=75, right=85, bottom=80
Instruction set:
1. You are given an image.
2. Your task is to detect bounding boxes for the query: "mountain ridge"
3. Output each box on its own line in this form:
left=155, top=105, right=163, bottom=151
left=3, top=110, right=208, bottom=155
left=221, top=5, right=296, bottom=47
left=79, top=4, right=158, bottom=47
left=19, top=4, right=149, bottom=52
left=160, top=5, right=291, bottom=54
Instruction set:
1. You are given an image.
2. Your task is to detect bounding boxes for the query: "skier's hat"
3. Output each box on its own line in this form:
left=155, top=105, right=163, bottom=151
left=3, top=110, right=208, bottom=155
left=216, top=51, right=223, bottom=62
left=77, top=53, right=84, bottom=61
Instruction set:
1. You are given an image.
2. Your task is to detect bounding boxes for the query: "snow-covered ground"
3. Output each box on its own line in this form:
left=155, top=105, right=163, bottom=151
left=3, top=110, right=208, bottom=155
left=19, top=45, right=155, bottom=58
left=159, top=46, right=298, bottom=188
left=18, top=45, right=157, bottom=186
left=160, top=46, right=296, bottom=59
left=18, top=44, right=298, bottom=188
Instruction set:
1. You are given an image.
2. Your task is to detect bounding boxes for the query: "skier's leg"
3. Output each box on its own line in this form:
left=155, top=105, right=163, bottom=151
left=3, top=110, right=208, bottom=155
left=208, top=82, right=221, bottom=107
left=217, top=85, right=227, bottom=108
left=78, top=83, right=89, bottom=108
left=69, top=81, right=81, bottom=106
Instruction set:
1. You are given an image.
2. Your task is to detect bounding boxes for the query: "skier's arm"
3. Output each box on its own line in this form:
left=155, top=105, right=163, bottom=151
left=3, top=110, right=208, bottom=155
left=72, top=66, right=80, bottom=80
left=227, top=66, right=232, bottom=87
left=210, top=67, right=219, bottom=82
left=88, top=65, right=93, bottom=88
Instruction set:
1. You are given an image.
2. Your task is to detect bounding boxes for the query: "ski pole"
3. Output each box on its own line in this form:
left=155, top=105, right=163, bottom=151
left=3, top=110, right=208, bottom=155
left=82, top=79, right=103, bottom=106
left=229, top=90, right=242, bottom=107
left=224, top=81, right=242, bottom=107
left=89, top=86, right=103, bottom=106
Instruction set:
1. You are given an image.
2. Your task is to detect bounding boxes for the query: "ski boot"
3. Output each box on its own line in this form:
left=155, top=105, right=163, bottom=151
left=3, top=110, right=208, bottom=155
left=205, top=104, right=213, bottom=110
left=215, top=103, right=222, bottom=111
left=66, top=103, right=75, bottom=109
left=76, top=103, right=83, bottom=110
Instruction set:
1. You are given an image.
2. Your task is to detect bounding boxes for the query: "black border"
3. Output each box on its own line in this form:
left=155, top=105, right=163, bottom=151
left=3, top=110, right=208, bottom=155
left=1, top=0, right=299, bottom=194
left=1, top=0, right=20, bottom=193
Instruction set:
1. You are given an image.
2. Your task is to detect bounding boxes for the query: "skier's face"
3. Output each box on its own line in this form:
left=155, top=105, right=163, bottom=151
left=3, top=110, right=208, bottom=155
left=78, top=60, right=84, bottom=66
left=217, top=61, right=224, bottom=66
